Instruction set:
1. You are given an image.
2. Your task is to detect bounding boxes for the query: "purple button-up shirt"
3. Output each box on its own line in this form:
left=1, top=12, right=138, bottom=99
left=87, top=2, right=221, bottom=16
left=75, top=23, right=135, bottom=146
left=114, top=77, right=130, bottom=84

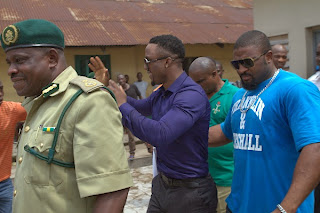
left=120, top=72, right=210, bottom=179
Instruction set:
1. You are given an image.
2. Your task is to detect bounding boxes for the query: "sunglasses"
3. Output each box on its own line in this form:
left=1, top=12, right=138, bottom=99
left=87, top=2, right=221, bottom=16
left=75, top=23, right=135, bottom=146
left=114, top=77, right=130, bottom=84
left=230, top=50, right=270, bottom=70
left=144, top=56, right=169, bottom=64
left=144, top=56, right=182, bottom=65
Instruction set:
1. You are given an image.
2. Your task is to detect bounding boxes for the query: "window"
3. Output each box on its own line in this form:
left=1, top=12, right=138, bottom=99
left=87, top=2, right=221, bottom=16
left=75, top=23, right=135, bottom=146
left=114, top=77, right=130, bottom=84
left=75, top=55, right=111, bottom=78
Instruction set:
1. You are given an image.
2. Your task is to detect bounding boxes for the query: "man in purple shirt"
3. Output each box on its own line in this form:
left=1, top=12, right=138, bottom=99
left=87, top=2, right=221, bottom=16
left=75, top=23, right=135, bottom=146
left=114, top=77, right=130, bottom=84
left=92, top=35, right=217, bottom=212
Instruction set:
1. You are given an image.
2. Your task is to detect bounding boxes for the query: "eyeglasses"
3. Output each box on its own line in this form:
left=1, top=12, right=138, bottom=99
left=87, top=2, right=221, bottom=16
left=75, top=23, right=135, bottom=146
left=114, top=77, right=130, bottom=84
left=230, top=50, right=270, bottom=70
left=144, top=56, right=169, bottom=64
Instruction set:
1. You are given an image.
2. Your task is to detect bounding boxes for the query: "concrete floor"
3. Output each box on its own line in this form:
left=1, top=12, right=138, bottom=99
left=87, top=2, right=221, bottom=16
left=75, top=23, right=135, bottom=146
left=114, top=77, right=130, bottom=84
left=124, top=165, right=153, bottom=213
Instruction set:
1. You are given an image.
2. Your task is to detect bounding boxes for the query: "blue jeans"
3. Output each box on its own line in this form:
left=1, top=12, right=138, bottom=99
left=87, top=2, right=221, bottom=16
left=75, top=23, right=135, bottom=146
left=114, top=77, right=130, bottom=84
left=0, top=178, right=13, bottom=213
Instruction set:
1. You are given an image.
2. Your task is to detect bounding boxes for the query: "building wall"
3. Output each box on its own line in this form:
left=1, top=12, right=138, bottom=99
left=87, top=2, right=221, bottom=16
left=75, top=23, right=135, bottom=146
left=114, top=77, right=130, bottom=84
left=253, top=0, right=320, bottom=78
left=1, top=44, right=238, bottom=102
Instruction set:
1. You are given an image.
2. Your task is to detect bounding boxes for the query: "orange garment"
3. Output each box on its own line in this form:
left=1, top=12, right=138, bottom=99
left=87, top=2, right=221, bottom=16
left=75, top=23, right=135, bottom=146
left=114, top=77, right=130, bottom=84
left=0, top=101, right=27, bottom=182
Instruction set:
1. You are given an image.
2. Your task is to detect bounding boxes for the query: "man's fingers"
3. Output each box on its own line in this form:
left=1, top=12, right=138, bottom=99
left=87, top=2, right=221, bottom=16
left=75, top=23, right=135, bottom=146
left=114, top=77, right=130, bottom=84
left=95, top=56, right=104, bottom=66
left=89, top=57, right=98, bottom=67
left=108, top=80, right=118, bottom=90
left=88, top=63, right=94, bottom=71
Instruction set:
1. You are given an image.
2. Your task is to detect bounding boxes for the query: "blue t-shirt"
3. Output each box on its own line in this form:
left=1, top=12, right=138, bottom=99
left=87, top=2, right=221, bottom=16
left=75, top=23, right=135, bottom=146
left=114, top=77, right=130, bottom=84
left=221, top=69, right=320, bottom=213
left=120, top=72, right=211, bottom=179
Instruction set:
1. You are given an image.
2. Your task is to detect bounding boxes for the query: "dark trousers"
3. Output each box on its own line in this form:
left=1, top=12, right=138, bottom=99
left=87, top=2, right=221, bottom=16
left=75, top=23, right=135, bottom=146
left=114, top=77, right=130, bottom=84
left=147, top=173, right=217, bottom=213
left=315, top=184, right=320, bottom=213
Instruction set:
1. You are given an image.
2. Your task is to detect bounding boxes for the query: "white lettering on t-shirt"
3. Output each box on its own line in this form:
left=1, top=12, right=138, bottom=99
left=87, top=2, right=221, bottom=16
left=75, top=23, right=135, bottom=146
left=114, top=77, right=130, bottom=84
left=233, top=133, right=263, bottom=152
left=232, top=96, right=265, bottom=121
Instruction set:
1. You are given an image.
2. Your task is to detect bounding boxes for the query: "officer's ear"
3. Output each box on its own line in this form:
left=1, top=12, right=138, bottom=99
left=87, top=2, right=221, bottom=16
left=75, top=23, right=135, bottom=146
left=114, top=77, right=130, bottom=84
left=47, top=48, right=59, bottom=68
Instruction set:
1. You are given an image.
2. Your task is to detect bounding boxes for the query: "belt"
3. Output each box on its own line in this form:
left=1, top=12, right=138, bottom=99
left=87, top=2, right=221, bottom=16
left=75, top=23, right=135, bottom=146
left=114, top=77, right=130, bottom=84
left=160, top=173, right=203, bottom=188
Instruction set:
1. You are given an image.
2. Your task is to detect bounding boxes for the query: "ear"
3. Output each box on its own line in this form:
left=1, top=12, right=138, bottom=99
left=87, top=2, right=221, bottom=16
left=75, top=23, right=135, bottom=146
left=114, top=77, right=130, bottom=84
left=47, top=49, right=59, bottom=68
left=212, top=69, right=217, bottom=77
left=265, top=50, right=273, bottom=64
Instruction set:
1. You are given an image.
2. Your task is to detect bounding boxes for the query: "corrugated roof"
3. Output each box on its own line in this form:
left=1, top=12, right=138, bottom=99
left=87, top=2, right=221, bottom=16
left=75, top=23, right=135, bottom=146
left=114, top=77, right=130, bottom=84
left=0, top=0, right=253, bottom=46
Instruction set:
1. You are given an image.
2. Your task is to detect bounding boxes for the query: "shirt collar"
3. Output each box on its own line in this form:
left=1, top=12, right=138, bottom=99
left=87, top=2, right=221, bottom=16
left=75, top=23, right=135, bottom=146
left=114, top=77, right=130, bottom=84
left=22, top=66, right=78, bottom=106
left=217, top=79, right=230, bottom=95
left=162, top=72, right=188, bottom=94
left=48, top=66, right=78, bottom=96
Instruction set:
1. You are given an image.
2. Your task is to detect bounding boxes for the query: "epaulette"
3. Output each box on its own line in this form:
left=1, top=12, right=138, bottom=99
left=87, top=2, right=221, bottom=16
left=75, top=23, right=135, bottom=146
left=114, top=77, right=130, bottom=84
left=70, top=76, right=104, bottom=93
left=70, top=76, right=117, bottom=102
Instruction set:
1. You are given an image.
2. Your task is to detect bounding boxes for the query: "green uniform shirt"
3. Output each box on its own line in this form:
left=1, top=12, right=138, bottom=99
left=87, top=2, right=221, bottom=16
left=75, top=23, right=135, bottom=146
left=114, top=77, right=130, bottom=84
left=13, top=66, right=133, bottom=213
left=208, top=79, right=239, bottom=186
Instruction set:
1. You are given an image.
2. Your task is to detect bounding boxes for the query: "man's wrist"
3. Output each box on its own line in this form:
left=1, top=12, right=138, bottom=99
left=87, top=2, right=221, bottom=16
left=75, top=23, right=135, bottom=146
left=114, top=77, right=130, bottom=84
left=276, top=204, right=287, bottom=213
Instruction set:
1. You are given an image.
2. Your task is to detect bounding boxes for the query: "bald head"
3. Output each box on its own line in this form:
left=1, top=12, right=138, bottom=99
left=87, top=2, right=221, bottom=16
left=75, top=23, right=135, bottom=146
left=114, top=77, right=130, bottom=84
left=215, top=60, right=224, bottom=78
left=272, top=44, right=288, bottom=69
left=189, top=57, right=216, bottom=75
left=189, top=57, right=223, bottom=98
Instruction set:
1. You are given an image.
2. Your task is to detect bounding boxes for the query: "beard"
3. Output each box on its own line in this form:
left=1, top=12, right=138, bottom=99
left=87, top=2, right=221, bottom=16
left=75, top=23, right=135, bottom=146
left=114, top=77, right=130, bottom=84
left=241, top=78, right=258, bottom=90
left=241, top=60, right=270, bottom=90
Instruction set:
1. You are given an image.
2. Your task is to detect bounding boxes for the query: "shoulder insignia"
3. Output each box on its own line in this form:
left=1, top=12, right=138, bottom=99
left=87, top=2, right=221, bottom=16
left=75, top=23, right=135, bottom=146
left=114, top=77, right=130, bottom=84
left=70, top=76, right=104, bottom=93
left=42, top=83, right=59, bottom=98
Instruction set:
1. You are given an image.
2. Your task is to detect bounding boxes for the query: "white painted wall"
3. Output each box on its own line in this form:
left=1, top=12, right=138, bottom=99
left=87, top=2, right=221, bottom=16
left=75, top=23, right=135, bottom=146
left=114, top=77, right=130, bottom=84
left=253, top=0, right=320, bottom=78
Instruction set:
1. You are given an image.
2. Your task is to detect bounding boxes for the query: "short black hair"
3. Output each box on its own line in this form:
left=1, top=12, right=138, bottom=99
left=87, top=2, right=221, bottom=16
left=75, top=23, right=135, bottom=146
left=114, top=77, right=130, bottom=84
left=149, top=34, right=185, bottom=59
left=234, top=30, right=271, bottom=53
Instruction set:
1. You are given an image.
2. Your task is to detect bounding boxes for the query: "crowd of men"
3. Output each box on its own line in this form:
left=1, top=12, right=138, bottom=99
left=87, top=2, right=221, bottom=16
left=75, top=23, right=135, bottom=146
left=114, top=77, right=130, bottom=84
left=1, top=18, right=320, bottom=213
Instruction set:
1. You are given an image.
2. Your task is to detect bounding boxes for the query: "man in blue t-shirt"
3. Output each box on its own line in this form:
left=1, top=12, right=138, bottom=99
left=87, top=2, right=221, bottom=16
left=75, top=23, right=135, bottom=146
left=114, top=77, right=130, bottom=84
left=209, top=30, right=320, bottom=213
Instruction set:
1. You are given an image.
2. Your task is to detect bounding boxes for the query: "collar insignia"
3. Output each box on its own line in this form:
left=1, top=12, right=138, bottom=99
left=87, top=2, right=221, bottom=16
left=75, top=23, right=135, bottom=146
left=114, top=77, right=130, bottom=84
left=42, top=83, right=59, bottom=98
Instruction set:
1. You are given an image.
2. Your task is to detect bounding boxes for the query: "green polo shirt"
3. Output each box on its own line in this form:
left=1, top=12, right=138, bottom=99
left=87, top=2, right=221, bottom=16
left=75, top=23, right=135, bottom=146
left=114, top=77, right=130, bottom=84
left=208, top=79, right=239, bottom=186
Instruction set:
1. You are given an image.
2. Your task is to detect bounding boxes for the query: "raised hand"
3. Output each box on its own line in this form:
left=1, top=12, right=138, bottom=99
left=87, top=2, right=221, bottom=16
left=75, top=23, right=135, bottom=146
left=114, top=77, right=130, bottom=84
left=88, top=56, right=110, bottom=86
left=108, top=79, right=128, bottom=107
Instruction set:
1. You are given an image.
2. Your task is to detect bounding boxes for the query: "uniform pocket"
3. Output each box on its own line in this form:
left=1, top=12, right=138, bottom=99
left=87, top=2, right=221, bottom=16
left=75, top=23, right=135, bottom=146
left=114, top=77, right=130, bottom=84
left=24, top=130, right=64, bottom=186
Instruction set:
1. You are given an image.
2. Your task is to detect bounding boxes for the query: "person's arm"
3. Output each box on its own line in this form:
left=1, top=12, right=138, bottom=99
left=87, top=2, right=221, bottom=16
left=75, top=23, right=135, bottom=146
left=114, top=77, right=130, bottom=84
left=208, top=124, right=232, bottom=147
left=73, top=89, right=133, bottom=204
left=13, top=103, right=27, bottom=142
left=271, top=142, right=320, bottom=213
left=270, top=82, right=320, bottom=212
left=110, top=80, right=209, bottom=147
left=94, top=188, right=129, bottom=213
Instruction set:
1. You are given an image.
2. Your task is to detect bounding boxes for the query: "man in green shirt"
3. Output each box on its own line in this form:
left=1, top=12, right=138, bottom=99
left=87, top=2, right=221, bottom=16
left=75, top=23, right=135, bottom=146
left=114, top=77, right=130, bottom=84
left=189, top=57, right=239, bottom=213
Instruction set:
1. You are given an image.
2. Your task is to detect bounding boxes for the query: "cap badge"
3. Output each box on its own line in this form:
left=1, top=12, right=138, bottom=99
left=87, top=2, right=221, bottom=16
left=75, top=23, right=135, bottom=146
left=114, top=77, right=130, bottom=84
left=2, top=25, right=18, bottom=45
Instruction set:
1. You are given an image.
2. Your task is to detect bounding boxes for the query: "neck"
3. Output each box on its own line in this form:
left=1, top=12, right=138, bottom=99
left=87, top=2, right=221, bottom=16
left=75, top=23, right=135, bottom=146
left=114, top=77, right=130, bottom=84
left=207, top=79, right=225, bottom=99
left=162, top=69, right=183, bottom=90
left=265, top=67, right=278, bottom=81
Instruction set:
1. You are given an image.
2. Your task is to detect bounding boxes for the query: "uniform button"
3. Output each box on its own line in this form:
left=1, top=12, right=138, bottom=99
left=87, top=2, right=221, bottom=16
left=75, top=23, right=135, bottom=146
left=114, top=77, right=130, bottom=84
left=13, top=190, right=17, bottom=197
left=40, top=143, right=44, bottom=148
left=24, top=126, right=30, bottom=132
left=18, top=157, right=23, bottom=164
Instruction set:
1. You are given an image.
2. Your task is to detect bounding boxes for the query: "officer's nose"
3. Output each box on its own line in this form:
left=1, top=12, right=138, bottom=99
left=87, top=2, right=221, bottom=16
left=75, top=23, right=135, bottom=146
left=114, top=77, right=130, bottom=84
left=7, top=64, right=18, bottom=76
